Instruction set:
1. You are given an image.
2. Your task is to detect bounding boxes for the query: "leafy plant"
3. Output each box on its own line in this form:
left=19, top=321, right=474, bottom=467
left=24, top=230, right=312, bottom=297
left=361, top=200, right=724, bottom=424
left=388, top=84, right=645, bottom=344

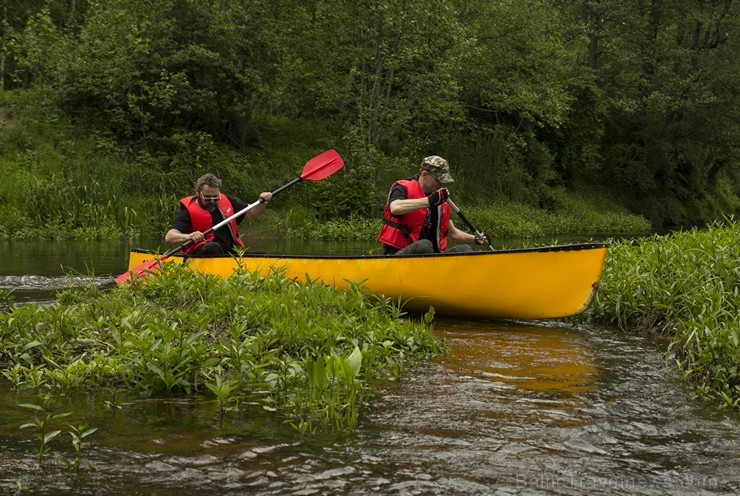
left=18, top=397, right=71, bottom=465
left=64, top=424, right=98, bottom=470
left=0, top=290, right=15, bottom=314
left=1, top=261, right=442, bottom=432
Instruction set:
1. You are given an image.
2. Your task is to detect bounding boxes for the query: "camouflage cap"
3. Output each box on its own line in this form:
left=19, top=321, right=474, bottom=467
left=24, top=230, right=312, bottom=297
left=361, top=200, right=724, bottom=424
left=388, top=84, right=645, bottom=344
left=420, top=155, right=454, bottom=184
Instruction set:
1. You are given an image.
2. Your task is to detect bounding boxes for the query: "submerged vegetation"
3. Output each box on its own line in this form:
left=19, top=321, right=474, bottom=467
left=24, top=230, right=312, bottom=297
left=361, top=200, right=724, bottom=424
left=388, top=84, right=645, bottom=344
left=0, top=264, right=442, bottom=433
left=587, top=218, right=739, bottom=408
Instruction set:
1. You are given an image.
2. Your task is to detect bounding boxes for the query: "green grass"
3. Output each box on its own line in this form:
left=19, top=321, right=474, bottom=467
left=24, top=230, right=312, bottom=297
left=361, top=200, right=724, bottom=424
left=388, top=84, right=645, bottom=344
left=587, top=218, right=739, bottom=408
left=259, top=196, right=651, bottom=244
left=0, top=263, right=443, bottom=432
left=462, top=196, right=651, bottom=239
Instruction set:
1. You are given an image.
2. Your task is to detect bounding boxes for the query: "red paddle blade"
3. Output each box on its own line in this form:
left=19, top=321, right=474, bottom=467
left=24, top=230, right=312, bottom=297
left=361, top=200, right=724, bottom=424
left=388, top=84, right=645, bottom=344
left=300, top=149, right=344, bottom=181
left=114, top=258, right=162, bottom=285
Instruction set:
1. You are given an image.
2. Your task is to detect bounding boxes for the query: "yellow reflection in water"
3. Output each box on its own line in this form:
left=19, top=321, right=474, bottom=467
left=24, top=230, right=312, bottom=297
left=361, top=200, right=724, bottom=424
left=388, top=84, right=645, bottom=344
left=438, top=321, right=598, bottom=394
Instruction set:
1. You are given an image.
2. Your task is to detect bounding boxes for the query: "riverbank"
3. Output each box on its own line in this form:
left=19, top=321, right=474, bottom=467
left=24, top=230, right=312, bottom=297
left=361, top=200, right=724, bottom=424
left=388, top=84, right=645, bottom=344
left=253, top=197, right=651, bottom=243
left=0, top=264, right=442, bottom=435
left=586, top=218, right=739, bottom=408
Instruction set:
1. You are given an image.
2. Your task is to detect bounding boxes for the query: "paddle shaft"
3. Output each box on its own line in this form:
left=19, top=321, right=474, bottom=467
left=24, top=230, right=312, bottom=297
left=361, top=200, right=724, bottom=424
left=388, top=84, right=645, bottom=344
left=446, top=198, right=494, bottom=251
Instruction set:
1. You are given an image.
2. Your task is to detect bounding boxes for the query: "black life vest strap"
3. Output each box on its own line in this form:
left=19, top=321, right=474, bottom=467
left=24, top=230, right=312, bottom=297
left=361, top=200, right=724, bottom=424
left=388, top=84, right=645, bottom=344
left=382, top=218, right=414, bottom=244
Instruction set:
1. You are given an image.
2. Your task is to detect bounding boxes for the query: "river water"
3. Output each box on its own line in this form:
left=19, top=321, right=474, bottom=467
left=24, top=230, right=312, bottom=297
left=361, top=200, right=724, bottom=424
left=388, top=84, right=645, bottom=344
left=0, top=240, right=738, bottom=495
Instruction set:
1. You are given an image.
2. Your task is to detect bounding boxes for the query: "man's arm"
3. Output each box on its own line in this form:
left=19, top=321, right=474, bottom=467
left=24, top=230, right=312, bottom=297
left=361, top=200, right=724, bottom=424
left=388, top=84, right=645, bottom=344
left=231, top=192, right=272, bottom=222
left=165, top=228, right=204, bottom=245
left=388, top=183, right=448, bottom=216
left=165, top=207, right=203, bottom=245
left=446, top=219, right=477, bottom=245
left=389, top=197, right=430, bottom=216
left=390, top=187, right=449, bottom=216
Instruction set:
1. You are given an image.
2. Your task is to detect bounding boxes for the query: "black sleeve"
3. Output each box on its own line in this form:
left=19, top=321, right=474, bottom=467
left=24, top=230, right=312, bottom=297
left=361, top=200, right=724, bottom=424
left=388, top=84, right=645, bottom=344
left=387, top=184, right=408, bottom=207
left=170, top=206, right=192, bottom=233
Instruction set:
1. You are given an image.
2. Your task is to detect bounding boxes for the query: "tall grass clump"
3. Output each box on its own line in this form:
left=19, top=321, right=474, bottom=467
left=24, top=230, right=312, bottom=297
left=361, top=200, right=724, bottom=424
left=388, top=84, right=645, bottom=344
left=264, top=198, right=650, bottom=243
left=465, top=196, right=651, bottom=240
left=587, top=218, right=739, bottom=408
left=0, top=264, right=442, bottom=432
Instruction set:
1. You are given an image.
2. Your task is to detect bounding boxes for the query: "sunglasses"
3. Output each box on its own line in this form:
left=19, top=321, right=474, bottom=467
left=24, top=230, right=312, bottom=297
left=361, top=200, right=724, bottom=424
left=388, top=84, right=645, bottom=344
left=199, top=192, right=221, bottom=202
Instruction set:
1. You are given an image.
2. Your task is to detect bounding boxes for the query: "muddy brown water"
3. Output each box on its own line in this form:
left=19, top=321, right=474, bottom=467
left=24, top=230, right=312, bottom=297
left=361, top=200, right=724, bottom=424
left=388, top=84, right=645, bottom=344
left=1, top=240, right=737, bottom=495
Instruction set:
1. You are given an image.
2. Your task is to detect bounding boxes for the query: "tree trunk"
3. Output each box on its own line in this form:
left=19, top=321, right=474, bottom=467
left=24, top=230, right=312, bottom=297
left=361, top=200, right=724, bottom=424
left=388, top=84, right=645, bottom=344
left=585, top=1, right=602, bottom=69
left=1, top=6, right=5, bottom=90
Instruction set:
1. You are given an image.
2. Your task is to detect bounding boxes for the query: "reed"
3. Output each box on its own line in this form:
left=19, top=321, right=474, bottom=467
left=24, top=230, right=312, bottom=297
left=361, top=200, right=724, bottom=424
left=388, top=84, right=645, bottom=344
left=0, top=264, right=442, bottom=431
left=587, top=218, right=739, bottom=407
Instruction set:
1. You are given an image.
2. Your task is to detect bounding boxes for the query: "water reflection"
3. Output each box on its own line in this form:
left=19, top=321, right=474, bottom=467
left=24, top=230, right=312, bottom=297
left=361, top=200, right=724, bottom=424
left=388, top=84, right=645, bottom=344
left=441, top=321, right=598, bottom=394
left=359, top=320, right=739, bottom=495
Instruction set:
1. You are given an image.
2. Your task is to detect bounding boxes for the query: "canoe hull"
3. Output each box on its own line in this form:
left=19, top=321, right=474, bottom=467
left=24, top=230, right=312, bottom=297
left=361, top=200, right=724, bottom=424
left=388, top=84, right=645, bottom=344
left=126, top=243, right=608, bottom=320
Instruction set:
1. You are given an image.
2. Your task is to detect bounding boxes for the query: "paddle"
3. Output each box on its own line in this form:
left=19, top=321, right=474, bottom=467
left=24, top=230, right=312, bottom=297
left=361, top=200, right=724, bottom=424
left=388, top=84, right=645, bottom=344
left=115, top=149, right=344, bottom=285
left=446, top=198, right=495, bottom=251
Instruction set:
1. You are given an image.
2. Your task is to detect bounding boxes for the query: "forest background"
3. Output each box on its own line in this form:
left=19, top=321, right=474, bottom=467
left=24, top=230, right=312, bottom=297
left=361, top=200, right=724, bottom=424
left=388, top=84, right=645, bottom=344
left=0, top=0, right=737, bottom=242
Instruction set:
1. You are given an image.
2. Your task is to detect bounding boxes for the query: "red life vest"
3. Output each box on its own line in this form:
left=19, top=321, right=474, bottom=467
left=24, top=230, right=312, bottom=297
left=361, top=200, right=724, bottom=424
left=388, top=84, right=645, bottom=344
left=179, top=195, right=245, bottom=255
left=378, top=178, right=451, bottom=252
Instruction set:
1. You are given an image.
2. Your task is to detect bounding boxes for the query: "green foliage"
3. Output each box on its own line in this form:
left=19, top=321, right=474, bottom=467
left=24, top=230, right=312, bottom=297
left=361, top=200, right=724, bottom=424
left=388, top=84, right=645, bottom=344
left=568, top=0, right=740, bottom=226
left=459, top=0, right=579, bottom=129
left=266, top=194, right=651, bottom=243
left=587, top=218, right=740, bottom=408
left=1, top=0, right=738, bottom=233
left=18, top=396, right=72, bottom=465
left=64, top=423, right=98, bottom=471
left=0, top=290, right=16, bottom=314
left=292, top=214, right=382, bottom=242
left=0, top=264, right=442, bottom=431
left=462, top=195, right=652, bottom=240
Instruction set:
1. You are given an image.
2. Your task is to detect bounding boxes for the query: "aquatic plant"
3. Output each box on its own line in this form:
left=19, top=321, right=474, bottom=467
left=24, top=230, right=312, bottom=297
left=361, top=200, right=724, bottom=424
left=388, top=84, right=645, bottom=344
left=204, top=369, right=240, bottom=424
left=588, top=218, right=739, bottom=408
left=0, top=263, right=442, bottom=432
left=64, top=423, right=98, bottom=470
left=0, top=290, right=15, bottom=314
left=18, top=396, right=71, bottom=465
left=13, top=480, right=29, bottom=496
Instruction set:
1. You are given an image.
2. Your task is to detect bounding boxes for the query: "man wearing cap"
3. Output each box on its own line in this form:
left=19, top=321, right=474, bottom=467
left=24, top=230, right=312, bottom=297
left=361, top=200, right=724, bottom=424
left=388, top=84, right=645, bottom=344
left=378, top=156, right=490, bottom=255
left=165, top=173, right=272, bottom=256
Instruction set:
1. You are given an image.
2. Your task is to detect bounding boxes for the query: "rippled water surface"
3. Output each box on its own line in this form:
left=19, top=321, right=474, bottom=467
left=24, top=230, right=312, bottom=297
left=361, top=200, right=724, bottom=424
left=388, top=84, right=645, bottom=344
left=1, top=241, right=738, bottom=495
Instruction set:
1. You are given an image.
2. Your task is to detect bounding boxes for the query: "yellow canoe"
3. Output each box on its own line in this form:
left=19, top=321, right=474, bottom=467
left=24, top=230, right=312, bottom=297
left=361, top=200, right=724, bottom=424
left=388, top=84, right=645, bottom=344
left=126, top=243, right=608, bottom=320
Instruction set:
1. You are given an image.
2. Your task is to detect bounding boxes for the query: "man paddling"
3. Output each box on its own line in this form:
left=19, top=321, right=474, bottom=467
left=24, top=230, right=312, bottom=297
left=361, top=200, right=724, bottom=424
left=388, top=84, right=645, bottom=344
left=165, top=173, right=272, bottom=256
left=378, top=156, right=490, bottom=255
